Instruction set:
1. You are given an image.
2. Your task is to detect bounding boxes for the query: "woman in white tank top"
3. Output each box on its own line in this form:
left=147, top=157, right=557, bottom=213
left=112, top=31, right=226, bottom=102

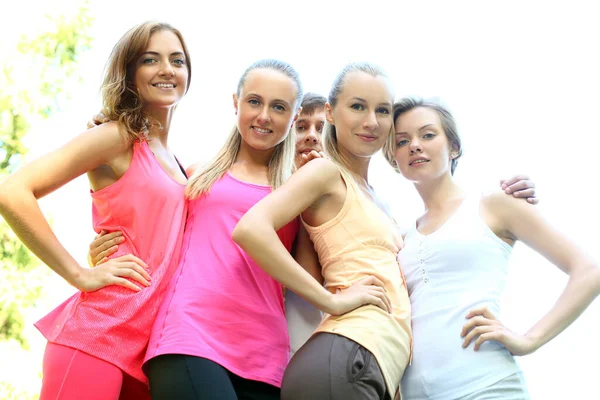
left=383, top=98, right=600, bottom=400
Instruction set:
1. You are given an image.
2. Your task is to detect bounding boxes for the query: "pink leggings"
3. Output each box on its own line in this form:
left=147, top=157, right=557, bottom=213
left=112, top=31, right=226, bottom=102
left=40, top=342, right=150, bottom=400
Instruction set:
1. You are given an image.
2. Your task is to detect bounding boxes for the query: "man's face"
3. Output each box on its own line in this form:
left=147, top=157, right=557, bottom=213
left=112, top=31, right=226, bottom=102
left=295, top=107, right=326, bottom=166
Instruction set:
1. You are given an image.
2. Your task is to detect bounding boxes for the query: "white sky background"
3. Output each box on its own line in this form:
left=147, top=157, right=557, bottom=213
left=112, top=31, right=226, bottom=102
left=2, top=0, right=599, bottom=398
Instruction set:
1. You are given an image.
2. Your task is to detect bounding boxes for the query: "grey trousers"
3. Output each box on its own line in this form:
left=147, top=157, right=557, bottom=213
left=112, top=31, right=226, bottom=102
left=281, top=332, right=389, bottom=400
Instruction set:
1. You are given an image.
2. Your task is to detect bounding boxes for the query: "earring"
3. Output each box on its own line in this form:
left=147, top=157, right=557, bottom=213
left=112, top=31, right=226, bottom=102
left=450, top=152, right=458, bottom=159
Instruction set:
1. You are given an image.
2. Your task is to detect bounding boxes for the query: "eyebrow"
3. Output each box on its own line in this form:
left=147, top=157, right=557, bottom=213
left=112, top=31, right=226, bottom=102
left=350, top=97, right=392, bottom=107
left=140, top=51, right=185, bottom=57
left=395, top=124, right=435, bottom=135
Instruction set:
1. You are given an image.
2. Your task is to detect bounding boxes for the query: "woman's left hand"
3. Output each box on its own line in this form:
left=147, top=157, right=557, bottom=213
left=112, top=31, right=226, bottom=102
left=461, top=306, right=537, bottom=356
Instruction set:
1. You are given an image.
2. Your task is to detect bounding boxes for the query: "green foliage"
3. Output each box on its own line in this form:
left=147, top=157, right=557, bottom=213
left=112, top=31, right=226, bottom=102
left=0, top=4, right=93, bottom=347
left=0, top=380, right=40, bottom=400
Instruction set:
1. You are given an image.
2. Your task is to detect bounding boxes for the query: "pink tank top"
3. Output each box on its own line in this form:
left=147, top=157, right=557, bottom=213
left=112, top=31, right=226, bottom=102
left=35, top=140, right=187, bottom=384
left=145, top=171, right=298, bottom=388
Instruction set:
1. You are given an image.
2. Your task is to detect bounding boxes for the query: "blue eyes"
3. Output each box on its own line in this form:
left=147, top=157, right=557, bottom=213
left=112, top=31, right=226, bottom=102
left=396, top=133, right=436, bottom=147
left=350, top=104, right=390, bottom=114
left=248, top=99, right=286, bottom=112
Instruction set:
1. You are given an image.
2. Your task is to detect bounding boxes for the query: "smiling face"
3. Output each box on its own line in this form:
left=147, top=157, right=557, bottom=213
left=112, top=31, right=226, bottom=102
left=233, top=68, right=299, bottom=152
left=132, top=30, right=189, bottom=110
left=326, top=71, right=394, bottom=160
left=393, top=106, right=457, bottom=183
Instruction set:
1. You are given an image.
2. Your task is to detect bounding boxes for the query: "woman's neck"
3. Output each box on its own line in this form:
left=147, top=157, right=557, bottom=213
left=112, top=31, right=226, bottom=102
left=414, top=174, right=464, bottom=211
left=338, top=146, right=371, bottom=185
left=146, top=106, right=175, bottom=146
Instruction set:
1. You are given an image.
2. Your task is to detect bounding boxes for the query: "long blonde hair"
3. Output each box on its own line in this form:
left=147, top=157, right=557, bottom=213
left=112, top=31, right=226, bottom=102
left=322, top=62, right=393, bottom=189
left=186, top=59, right=303, bottom=199
left=101, top=21, right=192, bottom=141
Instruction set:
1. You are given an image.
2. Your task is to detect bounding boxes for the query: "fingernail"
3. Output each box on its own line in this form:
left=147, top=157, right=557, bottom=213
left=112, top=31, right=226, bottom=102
left=118, top=237, right=125, bottom=242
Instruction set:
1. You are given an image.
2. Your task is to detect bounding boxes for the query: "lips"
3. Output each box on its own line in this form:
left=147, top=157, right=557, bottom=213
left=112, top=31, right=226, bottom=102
left=409, top=158, right=430, bottom=166
left=298, top=147, right=320, bottom=155
left=356, top=134, right=378, bottom=142
left=252, top=126, right=272, bottom=135
left=152, top=82, right=176, bottom=88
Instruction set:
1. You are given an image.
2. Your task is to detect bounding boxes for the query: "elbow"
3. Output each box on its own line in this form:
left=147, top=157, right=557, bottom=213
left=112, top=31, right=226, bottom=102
left=589, top=263, right=600, bottom=297
left=0, top=180, right=13, bottom=213
left=232, top=218, right=252, bottom=248
left=0, top=178, right=32, bottom=216
left=573, top=259, right=600, bottom=297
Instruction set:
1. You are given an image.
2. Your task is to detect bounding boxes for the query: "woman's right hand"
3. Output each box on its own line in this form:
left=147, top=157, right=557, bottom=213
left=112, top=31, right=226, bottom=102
left=86, top=111, right=110, bottom=129
left=75, top=254, right=152, bottom=292
left=326, top=276, right=392, bottom=316
left=89, top=230, right=123, bottom=266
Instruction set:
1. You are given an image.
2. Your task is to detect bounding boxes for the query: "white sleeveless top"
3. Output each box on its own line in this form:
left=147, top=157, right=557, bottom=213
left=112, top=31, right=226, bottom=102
left=398, top=194, right=522, bottom=400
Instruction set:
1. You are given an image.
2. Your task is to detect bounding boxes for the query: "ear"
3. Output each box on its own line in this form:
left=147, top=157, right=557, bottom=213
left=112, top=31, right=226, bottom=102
left=325, top=102, right=335, bottom=124
left=292, top=106, right=302, bottom=126
left=232, top=93, right=238, bottom=115
left=450, top=142, right=460, bottom=159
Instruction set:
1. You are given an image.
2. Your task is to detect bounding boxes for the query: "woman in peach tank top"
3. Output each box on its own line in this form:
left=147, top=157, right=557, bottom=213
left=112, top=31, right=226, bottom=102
left=0, top=21, right=191, bottom=400
left=234, top=62, right=410, bottom=399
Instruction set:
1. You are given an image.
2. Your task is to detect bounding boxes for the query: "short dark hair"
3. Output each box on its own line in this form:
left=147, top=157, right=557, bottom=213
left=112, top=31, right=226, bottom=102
left=300, top=92, right=326, bottom=115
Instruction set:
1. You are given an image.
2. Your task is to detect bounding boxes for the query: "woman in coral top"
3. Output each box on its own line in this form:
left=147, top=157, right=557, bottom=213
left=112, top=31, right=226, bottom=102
left=0, top=21, right=191, bottom=400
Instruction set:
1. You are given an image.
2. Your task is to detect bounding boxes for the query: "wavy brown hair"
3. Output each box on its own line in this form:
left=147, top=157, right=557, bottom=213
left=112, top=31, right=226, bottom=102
left=100, top=21, right=192, bottom=141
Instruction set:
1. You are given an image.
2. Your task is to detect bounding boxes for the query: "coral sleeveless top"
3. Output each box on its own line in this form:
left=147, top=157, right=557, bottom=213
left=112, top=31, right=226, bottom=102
left=35, top=140, right=187, bottom=384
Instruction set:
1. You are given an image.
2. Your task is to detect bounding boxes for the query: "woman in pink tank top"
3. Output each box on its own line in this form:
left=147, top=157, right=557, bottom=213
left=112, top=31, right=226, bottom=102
left=0, top=21, right=192, bottom=400
left=90, top=60, right=386, bottom=400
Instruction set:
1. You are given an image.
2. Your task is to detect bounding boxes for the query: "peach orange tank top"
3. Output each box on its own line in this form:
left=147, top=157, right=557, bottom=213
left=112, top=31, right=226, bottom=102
left=303, top=168, right=412, bottom=396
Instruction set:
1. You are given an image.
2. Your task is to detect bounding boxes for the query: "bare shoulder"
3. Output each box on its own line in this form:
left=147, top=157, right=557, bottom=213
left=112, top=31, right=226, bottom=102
left=481, top=189, right=532, bottom=218
left=296, top=158, right=341, bottom=187
left=480, top=189, right=537, bottom=242
left=89, top=121, right=131, bottom=153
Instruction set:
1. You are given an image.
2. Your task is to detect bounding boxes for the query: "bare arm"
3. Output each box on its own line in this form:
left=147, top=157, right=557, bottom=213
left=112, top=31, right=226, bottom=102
left=0, top=123, right=150, bottom=292
left=462, top=192, right=600, bottom=354
left=233, top=158, right=391, bottom=315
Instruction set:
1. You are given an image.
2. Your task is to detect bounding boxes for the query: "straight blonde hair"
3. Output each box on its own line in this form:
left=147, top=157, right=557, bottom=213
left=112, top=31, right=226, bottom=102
left=322, top=62, right=393, bottom=190
left=186, top=59, right=303, bottom=199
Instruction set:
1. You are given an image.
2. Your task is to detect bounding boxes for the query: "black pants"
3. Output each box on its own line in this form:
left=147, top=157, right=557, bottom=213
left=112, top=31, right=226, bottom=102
left=146, top=354, right=280, bottom=400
